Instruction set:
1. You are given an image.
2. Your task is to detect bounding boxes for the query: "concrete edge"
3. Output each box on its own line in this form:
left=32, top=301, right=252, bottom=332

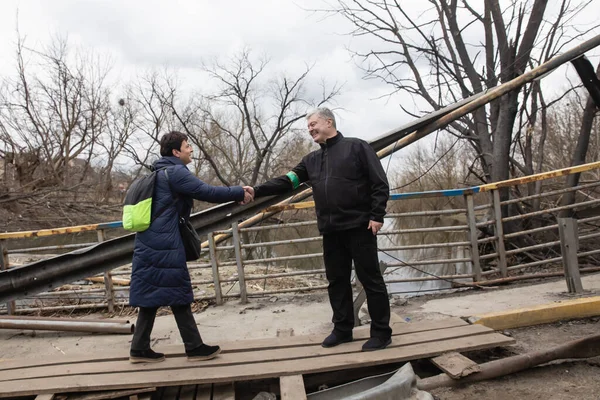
left=467, top=296, right=600, bottom=330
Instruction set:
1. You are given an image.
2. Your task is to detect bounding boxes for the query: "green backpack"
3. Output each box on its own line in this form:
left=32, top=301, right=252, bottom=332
left=122, top=167, right=173, bottom=232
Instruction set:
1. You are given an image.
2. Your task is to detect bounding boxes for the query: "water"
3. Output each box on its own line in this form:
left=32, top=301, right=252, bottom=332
left=377, top=235, right=472, bottom=297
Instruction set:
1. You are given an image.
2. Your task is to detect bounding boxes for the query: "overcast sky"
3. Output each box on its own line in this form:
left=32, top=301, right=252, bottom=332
left=1, top=0, right=600, bottom=152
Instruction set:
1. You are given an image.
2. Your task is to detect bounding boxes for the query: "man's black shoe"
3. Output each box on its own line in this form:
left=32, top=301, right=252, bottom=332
left=186, top=344, right=221, bottom=361
left=361, top=336, right=392, bottom=352
left=321, top=332, right=353, bottom=348
left=129, top=349, right=165, bottom=363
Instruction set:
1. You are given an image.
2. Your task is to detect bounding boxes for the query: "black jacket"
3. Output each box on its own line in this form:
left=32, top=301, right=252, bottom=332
left=254, top=132, right=389, bottom=234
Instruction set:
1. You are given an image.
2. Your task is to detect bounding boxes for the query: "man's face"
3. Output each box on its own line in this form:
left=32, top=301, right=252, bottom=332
left=307, top=114, right=333, bottom=144
left=174, top=140, right=193, bottom=165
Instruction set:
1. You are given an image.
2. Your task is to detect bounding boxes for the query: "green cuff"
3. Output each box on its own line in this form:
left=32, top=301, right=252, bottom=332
left=286, top=171, right=300, bottom=189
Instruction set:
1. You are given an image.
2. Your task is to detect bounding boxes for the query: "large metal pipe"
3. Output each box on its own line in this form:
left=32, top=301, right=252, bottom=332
left=0, top=316, right=134, bottom=334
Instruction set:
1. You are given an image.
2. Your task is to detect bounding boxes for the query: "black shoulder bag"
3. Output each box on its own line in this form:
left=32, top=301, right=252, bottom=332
left=164, top=169, right=202, bottom=261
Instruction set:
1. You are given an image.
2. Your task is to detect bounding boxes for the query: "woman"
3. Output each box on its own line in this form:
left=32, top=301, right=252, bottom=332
left=129, top=131, right=251, bottom=363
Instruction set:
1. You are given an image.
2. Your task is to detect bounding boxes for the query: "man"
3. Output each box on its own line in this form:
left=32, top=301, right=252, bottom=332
left=249, top=107, right=392, bottom=351
left=129, top=131, right=252, bottom=363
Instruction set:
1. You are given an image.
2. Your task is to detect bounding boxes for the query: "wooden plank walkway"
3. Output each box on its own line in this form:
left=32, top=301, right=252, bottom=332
left=0, top=318, right=514, bottom=398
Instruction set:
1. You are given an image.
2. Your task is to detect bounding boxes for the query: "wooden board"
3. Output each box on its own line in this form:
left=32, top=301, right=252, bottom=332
left=280, top=375, right=307, bottom=400
left=65, top=387, right=155, bottom=400
left=0, top=318, right=468, bottom=372
left=431, top=352, right=481, bottom=379
left=212, top=383, right=235, bottom=400
left=0, top=325, right=494, bottom=382
left=0, top=332, right=514, bottom=397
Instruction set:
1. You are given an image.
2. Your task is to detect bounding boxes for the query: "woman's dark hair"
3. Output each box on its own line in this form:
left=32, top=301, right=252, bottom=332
left=160, top=131, right=188, bottom=156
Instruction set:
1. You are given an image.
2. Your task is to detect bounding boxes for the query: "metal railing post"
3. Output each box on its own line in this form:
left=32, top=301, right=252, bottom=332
left=464, top=193, right=482, bottom=282
left=492, top=190, right=508, bottom=277
left=97, top=229, right=115, bottom=312
left=208, top=232, right=223, bottom=305
left=232, top=222, right=248, bottom=304
left=0, top=240, right=15, bottom=314
left=558, top=217, right=584, bottom=293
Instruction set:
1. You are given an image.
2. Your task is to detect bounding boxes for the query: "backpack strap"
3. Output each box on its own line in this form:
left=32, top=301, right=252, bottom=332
left=149, top=167, right=179, bottom=224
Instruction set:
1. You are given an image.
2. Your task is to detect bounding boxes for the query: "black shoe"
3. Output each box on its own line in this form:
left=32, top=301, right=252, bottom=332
left=321, top=332, right=353, bottom=348
left=129, top=348, right=165, bottom=363
left=186, top=344, right=221, bottom=361
left=362, top=336, right=392, bottom=352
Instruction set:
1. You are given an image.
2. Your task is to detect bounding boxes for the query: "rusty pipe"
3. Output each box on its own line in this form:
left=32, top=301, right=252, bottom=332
left=418, top=333, right=600, bottom=390
left=0, top=316, right=134, bottom=334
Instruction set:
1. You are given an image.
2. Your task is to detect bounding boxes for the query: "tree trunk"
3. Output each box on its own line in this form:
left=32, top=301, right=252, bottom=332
left=558, top=102, right=599, bottom=216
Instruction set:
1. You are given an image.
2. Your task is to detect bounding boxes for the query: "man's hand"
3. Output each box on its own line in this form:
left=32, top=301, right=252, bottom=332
left=239, top=186, right=255, bottom=205
left=243, top=186, right=255, bottom=198
left=367, top=220, right=383, bottom=235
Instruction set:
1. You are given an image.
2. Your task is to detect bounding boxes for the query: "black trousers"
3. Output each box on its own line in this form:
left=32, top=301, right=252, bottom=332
left=322, top=227, right=392, bottom=339
left=130, top=304, right=203, bottom=352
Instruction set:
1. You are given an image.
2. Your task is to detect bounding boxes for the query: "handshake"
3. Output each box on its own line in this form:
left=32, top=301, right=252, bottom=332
left=239, top=186, right=255, bottom=205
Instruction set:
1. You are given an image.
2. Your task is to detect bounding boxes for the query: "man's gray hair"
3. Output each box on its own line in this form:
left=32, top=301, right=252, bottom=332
left=306, top=107, right=336, bottom=128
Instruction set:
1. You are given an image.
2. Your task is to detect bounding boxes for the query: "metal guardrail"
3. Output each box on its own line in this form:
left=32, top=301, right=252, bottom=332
left=2, top=160, right=600, bottom=313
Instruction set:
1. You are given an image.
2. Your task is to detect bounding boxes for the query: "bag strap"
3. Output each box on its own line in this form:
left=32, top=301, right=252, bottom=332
left=150, top=167, right=179, bottom=224
left=163, top=168, right=185, bottom=220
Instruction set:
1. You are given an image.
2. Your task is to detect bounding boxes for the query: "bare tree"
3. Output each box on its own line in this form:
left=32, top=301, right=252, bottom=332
left=323, top=0, right=597, bottom=204
left=171, top=49, right=341, bottom=186
left=120, top=71, right=179, bottom=172
left=0, top=34, right=112, bottom=191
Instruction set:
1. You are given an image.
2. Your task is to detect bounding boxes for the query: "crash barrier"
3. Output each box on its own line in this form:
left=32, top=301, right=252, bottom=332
left=1, top=161, right=600, bottom=313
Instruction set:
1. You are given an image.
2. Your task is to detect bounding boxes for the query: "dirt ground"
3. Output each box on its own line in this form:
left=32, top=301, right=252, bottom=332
left=395, top=278, right=600, bottom=400
left=427, top=318, right=600, bottom=400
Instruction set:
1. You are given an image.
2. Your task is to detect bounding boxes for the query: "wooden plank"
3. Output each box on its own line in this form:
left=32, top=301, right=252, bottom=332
left=431, top=352, right=481, bottom=379
left=159, top=385, right=180, bottom=400
left=277, top=326, right=306, bottom=400
left=0, top=333, right=514, bottom=398
left=0, top=318, right=468, bottom=371
left=389, top=312, right=405, bottom=324
left=0, top=325, right=495, bottom=382
left=280, top=375, right=306, bottom=400
left=178, top=385, right=197, bottom=400
left=65, top=387, right=155, bottom=400
left=212, top=383, right=235, bottom=400
left=35, top=395, right=55, bottom=400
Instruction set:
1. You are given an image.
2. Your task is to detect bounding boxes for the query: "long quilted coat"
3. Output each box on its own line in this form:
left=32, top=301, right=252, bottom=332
left=129, top=156, right=244, bottom=308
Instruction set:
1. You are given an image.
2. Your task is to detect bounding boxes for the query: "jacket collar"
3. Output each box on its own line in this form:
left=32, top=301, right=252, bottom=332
left=152, top=156, right=185, bottom=171
left=320, top=131, right=343, bottom=149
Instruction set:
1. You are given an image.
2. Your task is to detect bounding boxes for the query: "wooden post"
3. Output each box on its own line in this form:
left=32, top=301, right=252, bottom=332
left=558, top=217, right=583, bottom=294
left=464, top=193, right=482, bottom=282
left=97, top=230, right=115, bottom=313
left=208, top=232, right=223, bottom=305
left=492, top=190, right=508, bottom=277
left=0, top=240, right=15, bottom=315
left=231, top=222, right=247, bottom=304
